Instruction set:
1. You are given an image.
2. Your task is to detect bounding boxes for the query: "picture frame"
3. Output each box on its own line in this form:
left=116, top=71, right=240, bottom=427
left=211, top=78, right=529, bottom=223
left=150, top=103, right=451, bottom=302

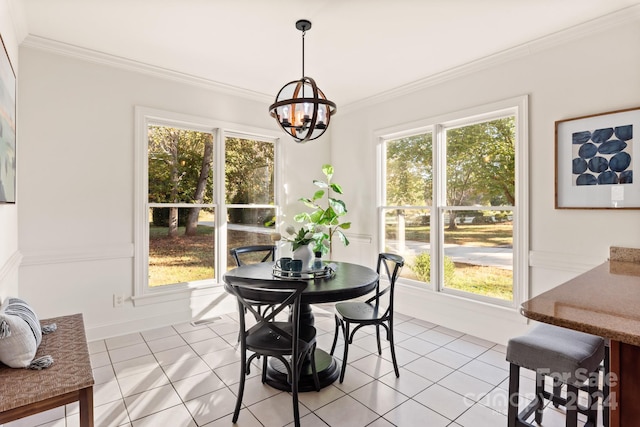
left=0, top=32, right=16, bottom=204
left=555, top=106, right=640, bottom=209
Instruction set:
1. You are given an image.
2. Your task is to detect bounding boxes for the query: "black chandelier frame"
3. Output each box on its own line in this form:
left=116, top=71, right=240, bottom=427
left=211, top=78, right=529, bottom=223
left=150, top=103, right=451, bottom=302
left=268, top=19, right=337, bottom=143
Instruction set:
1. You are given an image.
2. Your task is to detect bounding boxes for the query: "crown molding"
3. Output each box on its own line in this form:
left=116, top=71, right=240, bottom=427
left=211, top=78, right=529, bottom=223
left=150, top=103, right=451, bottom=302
left=20, top=35, right=273, bottom=104
left=340, top=4, right=640, bottom=114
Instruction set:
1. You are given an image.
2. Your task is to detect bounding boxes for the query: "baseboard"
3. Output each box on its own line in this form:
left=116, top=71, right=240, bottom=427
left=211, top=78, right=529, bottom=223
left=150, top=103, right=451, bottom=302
left=395, top=283, right=528, bottom=346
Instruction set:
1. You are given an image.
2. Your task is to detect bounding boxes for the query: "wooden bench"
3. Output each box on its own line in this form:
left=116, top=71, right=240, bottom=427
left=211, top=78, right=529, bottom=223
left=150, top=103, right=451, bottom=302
left=0, top=313, right=95, bottom=426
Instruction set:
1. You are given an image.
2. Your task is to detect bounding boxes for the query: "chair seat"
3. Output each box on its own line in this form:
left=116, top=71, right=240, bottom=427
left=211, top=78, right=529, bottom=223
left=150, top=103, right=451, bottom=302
left=246, top=322, right=316, bottom=355
left=506, top=323, right=604, bottom=387
left=335, top=301, right=384, bottom=322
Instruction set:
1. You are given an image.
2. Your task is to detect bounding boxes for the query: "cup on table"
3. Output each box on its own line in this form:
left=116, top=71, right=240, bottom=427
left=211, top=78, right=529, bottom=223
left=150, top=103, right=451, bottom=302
left=276, top=257, right=292, bottom=276
left=290, top=259, right=303, bottom=277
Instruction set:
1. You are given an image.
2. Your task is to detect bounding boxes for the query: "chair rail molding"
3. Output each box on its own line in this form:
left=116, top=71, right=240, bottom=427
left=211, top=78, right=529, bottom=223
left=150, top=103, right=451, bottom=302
left=529, top=250, right=605, bottom=274
left=20, top=244, right=134, bottom=266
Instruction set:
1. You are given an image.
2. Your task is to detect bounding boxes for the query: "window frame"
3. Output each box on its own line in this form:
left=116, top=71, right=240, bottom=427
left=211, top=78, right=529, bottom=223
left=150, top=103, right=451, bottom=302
left=377, top=95, right=529, bottom=309
left=133, top=107, right=281, bottom=306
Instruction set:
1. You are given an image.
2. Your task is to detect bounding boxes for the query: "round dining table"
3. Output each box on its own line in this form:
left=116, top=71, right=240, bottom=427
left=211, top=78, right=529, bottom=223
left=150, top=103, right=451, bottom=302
left=223, top=261, right=379, bottom=391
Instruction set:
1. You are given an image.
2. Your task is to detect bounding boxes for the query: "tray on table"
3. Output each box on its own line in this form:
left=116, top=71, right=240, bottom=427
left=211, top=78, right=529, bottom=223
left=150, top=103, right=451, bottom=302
left=272, top=263, right=336, bottom=280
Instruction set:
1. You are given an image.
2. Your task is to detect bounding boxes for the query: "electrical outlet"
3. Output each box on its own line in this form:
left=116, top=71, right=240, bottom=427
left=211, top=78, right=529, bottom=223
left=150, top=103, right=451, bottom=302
left=113, top=293, right=124, bottom=308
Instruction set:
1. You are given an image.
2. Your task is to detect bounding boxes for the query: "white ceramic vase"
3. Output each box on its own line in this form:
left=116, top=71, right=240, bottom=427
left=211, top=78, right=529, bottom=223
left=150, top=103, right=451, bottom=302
left=292, top=243, right=313, bottom=270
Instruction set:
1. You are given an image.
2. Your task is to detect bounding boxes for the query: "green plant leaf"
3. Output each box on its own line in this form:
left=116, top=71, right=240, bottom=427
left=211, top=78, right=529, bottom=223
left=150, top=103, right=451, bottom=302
left=312, top=190, right=325, bottom=201
left=335, top=229, right=350, bottom=246
left=322, top=164, right=334, bottom=180
left=299, top=197, right=318, bottom=209
left=313, top=180, right=328, bottom=189
left=293, top=213, right=309, bottom=222
left=338, top=222, right=351, bottom=229
left=309, top=209, right=325, bottom=224
left=328, top=198, right=346, bottom=215
left=330, top=183, right=343, bottom=194
left=324, top=206, right=337, bottom=221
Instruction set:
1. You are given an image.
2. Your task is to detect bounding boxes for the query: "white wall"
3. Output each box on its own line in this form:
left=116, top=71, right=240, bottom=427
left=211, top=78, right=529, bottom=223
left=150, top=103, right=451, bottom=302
left=16, top=46, right=329, bottom=340
left=331, top=16, right=640, bottom=344
left=0, top=0, right=24, bottom=301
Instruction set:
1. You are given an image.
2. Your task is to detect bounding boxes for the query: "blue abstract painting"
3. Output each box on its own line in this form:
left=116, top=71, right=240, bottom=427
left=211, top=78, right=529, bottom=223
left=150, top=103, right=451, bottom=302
left=572, top=125, right=633, bottom=186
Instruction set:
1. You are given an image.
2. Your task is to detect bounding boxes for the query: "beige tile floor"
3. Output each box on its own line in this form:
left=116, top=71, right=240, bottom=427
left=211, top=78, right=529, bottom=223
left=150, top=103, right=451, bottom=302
left=5, top=305, right=607, bottom=427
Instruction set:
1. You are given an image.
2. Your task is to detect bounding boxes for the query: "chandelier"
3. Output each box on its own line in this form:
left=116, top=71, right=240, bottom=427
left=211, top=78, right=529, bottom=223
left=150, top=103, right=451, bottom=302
left=269, top=19, right=337, bottom=143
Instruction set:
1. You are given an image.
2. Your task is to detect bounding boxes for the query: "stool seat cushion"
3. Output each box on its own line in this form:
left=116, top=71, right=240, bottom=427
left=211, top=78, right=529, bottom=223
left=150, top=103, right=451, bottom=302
left=506, top=324, right=604, bottom=387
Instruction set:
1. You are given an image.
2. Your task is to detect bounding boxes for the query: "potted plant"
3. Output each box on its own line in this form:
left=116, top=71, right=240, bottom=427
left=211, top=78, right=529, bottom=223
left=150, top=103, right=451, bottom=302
left=294, top=164, right=351, bottom=257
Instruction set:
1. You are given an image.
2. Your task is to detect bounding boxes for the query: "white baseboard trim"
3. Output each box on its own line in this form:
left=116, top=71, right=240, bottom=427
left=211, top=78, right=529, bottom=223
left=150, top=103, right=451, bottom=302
left=86, top=288, right=236, bottom=342
left=86, top=310, right=194, bottom=342
left=395, top=283, right=528, bottom=346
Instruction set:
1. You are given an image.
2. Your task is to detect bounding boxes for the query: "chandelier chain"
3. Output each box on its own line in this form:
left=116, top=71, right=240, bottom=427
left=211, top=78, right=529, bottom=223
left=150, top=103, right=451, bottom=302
left=301, top=28, right=306, bottom=79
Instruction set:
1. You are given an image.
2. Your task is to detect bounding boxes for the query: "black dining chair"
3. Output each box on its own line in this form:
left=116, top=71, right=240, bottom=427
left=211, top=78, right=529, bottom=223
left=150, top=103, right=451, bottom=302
left=329, top=252, right=405, bottom=382
left=230, top=245, right=277, bottom=266
left=225, top=276, right=319, bottom=427
left=230, top=245, right=278, bottom=341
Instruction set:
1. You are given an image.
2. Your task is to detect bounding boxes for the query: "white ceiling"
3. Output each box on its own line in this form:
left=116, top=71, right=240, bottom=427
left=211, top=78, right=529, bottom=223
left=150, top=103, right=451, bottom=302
left=18, top=0, right=640, bottom=107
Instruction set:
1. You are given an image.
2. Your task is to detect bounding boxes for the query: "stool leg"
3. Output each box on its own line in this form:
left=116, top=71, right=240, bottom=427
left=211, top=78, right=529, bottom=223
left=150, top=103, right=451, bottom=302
left=508, top=363, right=520, bottom=427
left=603, top=346, right=610, bottom=427
left=552, top=376, right=562, bottom=408
left=566, top=384, right=578, bottom=427
left=587, top=371, right=598, bottom=426
left=534, top=372, right=545, bottom=424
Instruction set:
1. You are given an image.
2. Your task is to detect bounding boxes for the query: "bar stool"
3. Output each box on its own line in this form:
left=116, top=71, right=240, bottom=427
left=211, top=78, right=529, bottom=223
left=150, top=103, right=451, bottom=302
left=506, top=323, right=605, bottom=427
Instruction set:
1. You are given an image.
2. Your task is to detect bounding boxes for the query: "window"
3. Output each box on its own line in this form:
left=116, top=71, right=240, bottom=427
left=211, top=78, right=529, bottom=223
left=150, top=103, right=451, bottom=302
left=134, top=108, right=278, bottom=302
left=147, top=125, right=215, bottom=288
left=379, top=96, right=528, bottom=307
left=224, top=134, right=276, bottom=271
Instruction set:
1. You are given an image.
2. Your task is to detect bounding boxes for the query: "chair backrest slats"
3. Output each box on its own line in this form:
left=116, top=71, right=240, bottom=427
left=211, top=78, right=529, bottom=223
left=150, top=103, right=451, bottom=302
left=365, top=253, right=404, bottom=317
left=226, top=277, right=307, bottom=345
left=230, top=245, right=277, bottom=267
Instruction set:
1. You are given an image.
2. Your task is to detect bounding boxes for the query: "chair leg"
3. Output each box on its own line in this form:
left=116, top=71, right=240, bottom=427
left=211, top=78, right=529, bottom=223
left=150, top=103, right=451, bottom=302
left=375, top=324, right=382, bottom=355
left=233, top=345, right=247, bottom=422
left=339, top=321, right=350, bottom=383
left=310, top=344, right=320, bottom=391
left=388, top=323, right=399, bottom=377
left=330, top=315, right=340, bottom=356
left=291, top=354, right=301, bottom=427
left=262, top=354, right=268, bottom=383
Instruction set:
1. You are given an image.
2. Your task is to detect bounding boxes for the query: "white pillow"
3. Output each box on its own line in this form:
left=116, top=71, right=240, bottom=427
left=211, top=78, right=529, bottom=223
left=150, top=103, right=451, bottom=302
left=0, top=297, right=43, bottom=368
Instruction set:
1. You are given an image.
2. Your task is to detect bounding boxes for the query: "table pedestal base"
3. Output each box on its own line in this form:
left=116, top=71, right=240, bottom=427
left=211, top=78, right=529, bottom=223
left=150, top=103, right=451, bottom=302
left=265, top=349, right=340, bottom=392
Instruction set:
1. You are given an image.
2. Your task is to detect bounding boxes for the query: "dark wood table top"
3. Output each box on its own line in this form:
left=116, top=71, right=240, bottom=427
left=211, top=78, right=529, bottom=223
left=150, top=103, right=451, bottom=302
left=223, top=261, right=379, bottom=304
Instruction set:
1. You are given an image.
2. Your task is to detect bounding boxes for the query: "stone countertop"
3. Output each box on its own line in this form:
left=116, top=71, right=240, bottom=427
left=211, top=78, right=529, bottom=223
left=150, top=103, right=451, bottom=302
left=521, top=259, right=640, bottom=346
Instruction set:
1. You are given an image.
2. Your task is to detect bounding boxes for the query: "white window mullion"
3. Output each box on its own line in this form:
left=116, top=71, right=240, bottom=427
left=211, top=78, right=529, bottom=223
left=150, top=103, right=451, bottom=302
left=216, top=129, right=226, bottom=278
left=433, top=124, right=445, bottom=291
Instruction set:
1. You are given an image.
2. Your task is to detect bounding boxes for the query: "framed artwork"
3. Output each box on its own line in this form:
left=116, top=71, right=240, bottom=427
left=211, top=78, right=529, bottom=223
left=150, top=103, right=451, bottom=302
left=0, top=32, right=16, bottom=204
left=555, top=106, right=640, bottom=209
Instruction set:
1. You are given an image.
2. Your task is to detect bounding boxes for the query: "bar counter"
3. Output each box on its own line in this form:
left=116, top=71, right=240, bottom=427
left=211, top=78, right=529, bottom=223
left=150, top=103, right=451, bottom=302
left=521, top=254, right=640, bottom=427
